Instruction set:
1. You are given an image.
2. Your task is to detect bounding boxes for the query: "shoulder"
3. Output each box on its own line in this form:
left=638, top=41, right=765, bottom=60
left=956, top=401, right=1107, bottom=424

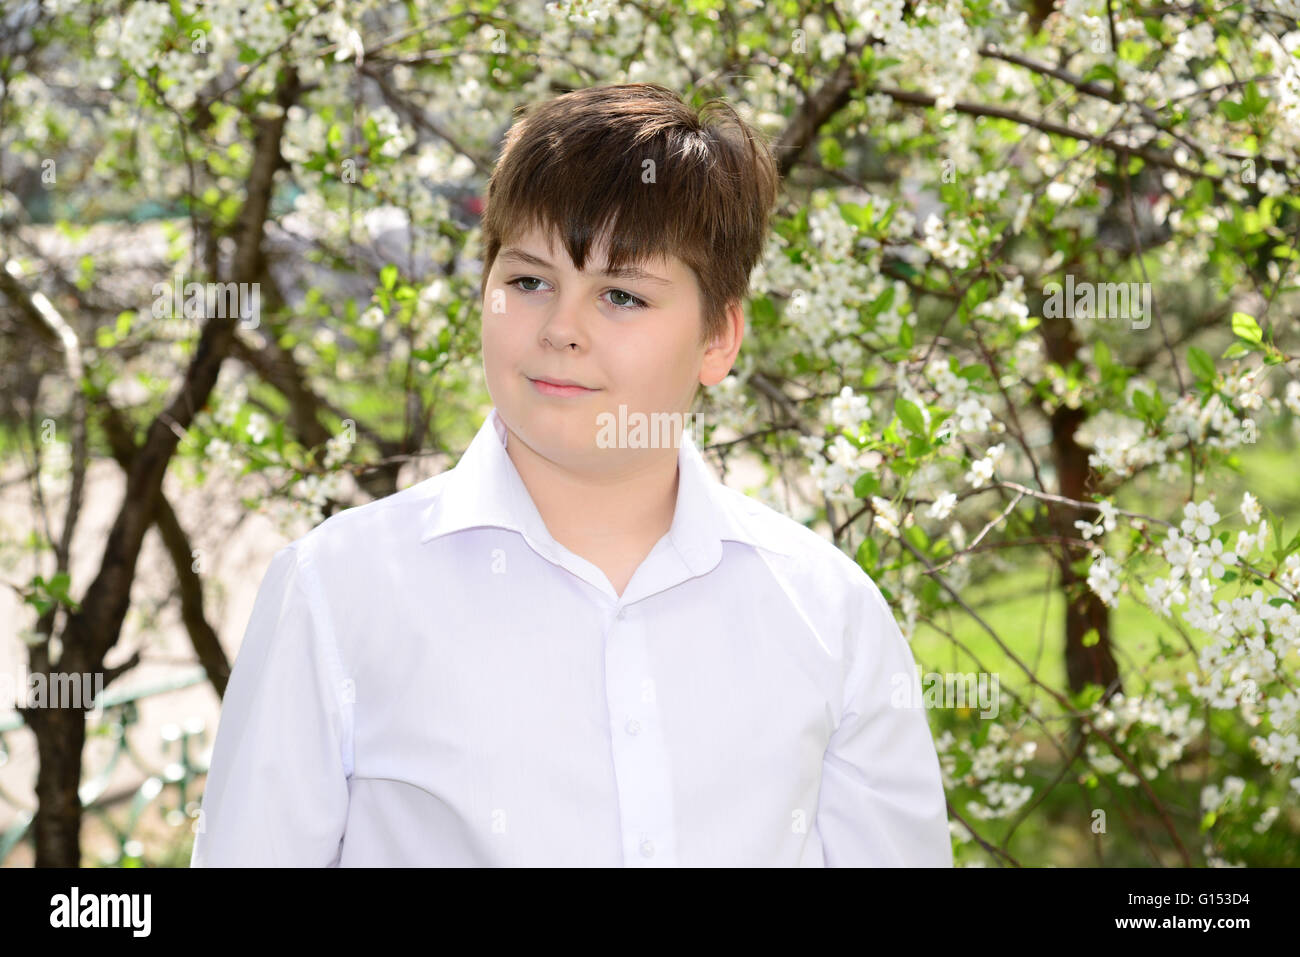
left=283, top=470, right=453, bottom=575
left=709, top=482, right=882, bottom=611
left=708, top=484, right=901, bottom=698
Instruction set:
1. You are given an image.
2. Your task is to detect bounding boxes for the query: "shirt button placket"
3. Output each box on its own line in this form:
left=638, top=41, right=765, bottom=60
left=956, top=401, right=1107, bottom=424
left=604, top=603, right=675, bottom=867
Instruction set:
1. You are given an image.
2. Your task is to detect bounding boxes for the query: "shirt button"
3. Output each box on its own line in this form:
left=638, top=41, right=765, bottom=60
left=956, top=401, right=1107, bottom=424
left=640, top=840, right=655, bottom=858
left=625, top=718, right=641, bottom=735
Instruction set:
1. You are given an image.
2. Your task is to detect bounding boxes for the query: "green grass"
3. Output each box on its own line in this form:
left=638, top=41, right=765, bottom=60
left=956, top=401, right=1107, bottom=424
left=909, top=425, right=1300, bottom=697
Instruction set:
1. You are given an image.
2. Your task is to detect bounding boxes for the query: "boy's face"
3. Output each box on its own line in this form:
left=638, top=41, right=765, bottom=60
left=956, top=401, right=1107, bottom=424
left=481, top=223, right=739, bottom=470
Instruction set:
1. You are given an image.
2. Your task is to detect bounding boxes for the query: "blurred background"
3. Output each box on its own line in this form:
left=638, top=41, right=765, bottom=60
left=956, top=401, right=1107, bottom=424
left=2, top=0, right=1299, bottom=867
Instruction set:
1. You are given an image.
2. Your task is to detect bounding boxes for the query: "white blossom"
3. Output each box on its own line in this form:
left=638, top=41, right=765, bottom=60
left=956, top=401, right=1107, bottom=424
left=830, top=386, right=872, bottom=432
left=964, top=443, right=1006, bottom=488
left=928, top=491, right=958, bottom=520
left=1087, top=550, right=1121, bottom=608
left=1180, top=500, right=1220, bottom=542
left=1240, top=491, right=1261, bottom=526
left=246, top=413, right=270, bottom=445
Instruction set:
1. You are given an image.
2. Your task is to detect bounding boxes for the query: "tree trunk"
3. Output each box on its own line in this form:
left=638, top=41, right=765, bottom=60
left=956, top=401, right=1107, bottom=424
left=22, top=678, right=88, bottom=867
left=1038, top=315, right=1123, bottom=698
left=14, top=67, right=300, bottom=866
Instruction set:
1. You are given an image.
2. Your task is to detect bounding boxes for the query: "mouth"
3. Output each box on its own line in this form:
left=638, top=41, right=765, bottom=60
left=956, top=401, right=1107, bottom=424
left=527, top=375, right=599, bottom=398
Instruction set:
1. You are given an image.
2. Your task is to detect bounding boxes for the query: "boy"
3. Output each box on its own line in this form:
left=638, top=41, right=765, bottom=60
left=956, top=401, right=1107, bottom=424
left=191, top=83, right=952, bottom=867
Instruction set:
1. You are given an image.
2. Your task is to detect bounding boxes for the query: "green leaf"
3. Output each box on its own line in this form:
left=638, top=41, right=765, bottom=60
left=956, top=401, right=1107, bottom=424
left=1222, top=341, right=1253, bottom=359
left=1242, top=81, right=1268, bottom=116
left=1082, top=627, right=1100, bottom=647
left=1231, top=311, right=1262, bottom=344
left=903, top=524, right=929, bottom=554
left=895, top=397, right=926, bottom=436
left=1218, top=100, right=1246, bottom=122
left=856, top=536, right=880, bottom=574
left=875, top=201, right=896, bottom=233
left=1071, top=682, right=1106, bottom=710
left=1081, top=63, right=1119, bottom=85
left=853, top=472, right=881, bottom=499
left=818, top=137, right=845, bottom=170
left=1191, top=178, right=1214, bottom=208
left=380, top=264, right=398, bottom=290
left=362, top=115, right=380, bottom=146
left=838, top=202, right=873, bottom=231
left=920, top=577, right=941, bottom=604
left=1287, top=530, right=1300, bottom=555
left=1094, top=339, right=1112, bottom=372
left=1187, top=346, right=1216, bottom=383
left=887, top=457, right=916, bottom=478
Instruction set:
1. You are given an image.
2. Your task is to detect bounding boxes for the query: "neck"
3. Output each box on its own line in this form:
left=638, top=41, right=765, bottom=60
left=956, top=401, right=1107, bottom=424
left=504, top=428, right=680, bottom=552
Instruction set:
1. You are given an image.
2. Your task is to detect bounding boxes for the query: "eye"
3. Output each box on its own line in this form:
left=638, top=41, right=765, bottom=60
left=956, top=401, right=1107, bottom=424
left=506, top=276, right=550, bottom=293
left=506, top=277, right=648, bottom=311
left=605, top=288, right=648, bottom=311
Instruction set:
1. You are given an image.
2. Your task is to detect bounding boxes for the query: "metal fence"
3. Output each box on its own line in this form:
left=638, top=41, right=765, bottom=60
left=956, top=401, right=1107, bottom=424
left=0, top=667, right=211, bottom=866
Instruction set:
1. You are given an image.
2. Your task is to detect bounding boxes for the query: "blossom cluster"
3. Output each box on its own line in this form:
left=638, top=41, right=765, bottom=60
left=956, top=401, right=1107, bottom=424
left=935, top=722, right=1038, bottom=822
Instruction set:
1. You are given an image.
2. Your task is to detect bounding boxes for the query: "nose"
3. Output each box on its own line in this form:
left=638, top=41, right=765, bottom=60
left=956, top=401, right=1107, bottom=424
left=538, top=292, right=589, bottom=352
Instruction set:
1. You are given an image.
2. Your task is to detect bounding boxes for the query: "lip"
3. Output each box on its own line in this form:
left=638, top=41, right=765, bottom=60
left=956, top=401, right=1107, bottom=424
left=527, top=375, right=599, bottom=397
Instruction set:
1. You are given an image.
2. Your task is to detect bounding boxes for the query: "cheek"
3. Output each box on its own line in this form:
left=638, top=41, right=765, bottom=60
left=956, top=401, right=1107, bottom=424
left=481, top=304, right=518, bottom=353
left=612, top=331, right=697, bottom=399
left=482, top=282, right=519, bottom=326
left=480, top=315, right=516, bottom=385
left=601, top=331, right=658, bottom=384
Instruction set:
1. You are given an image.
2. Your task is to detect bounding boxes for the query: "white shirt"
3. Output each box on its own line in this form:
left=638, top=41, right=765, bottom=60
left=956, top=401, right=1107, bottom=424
left=191, top=407, right=952, bottom=867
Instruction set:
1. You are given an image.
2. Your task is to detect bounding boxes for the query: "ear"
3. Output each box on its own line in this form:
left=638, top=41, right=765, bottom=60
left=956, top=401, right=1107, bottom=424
left=698, top=298, right=745, bottom=387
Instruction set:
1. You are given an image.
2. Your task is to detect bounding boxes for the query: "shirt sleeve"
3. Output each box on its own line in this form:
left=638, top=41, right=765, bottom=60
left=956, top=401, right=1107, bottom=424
left=817, top=574, right=953, bottom=866
left=190, top=543, right=352, bottom=867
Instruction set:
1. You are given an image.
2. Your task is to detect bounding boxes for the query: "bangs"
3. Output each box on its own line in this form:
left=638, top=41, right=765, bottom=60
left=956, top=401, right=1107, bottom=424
left=479, top=84, right=780, bottom=344
left=487, top=126, right=730, bottom=279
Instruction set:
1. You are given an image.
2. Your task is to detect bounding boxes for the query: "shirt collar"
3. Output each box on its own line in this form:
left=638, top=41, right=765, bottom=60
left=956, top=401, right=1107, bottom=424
left=419, top=406, right=793, bottom=576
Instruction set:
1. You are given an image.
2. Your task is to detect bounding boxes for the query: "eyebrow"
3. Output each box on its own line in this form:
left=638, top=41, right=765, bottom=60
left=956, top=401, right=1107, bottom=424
left=499, top=247, right=673, bottom=286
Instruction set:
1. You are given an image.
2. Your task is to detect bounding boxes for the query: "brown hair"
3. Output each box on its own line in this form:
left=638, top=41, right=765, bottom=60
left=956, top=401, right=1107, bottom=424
left=478, top=83, right=781, bottom=347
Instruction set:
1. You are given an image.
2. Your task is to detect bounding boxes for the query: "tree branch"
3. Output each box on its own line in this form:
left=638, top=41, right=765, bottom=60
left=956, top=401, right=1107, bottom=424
left=67, top=66, right=300, bottom=669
